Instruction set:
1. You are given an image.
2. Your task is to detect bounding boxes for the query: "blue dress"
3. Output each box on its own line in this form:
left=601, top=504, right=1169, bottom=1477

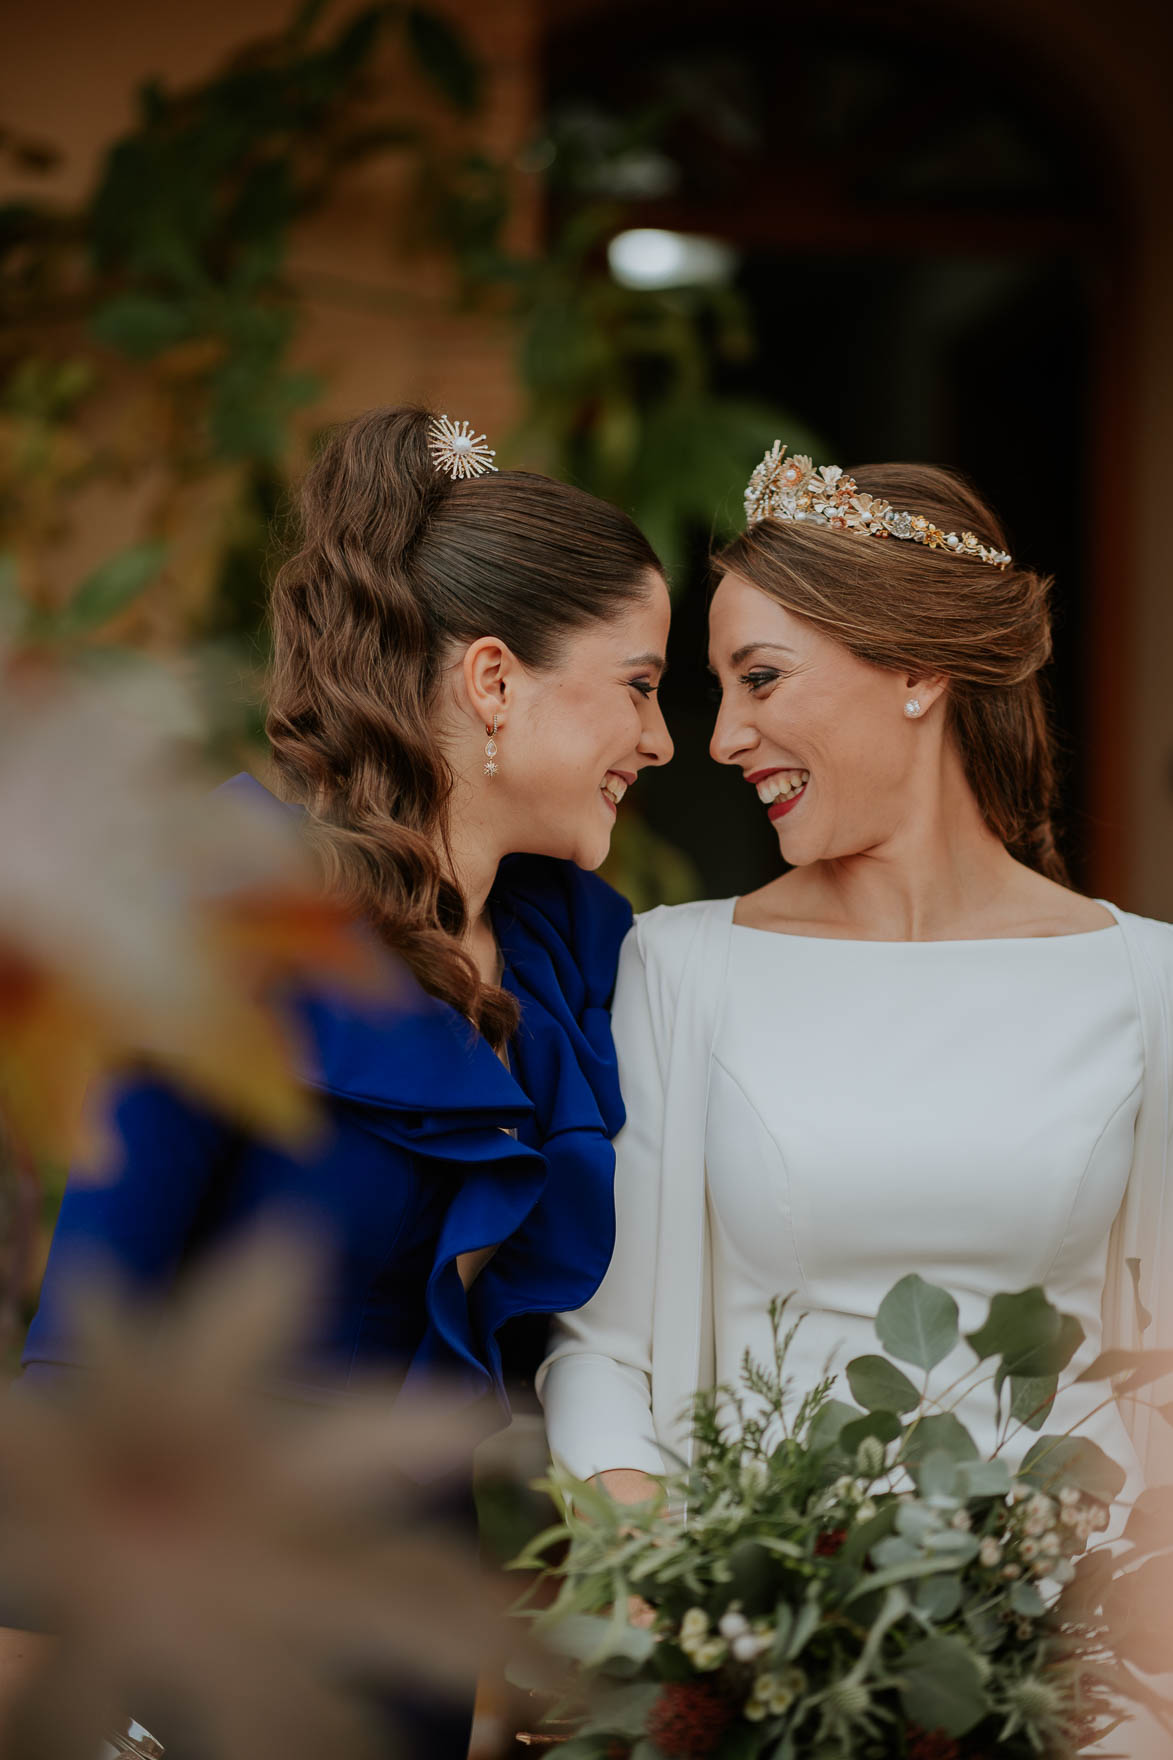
left=19, top=773, right=631, bottom=1754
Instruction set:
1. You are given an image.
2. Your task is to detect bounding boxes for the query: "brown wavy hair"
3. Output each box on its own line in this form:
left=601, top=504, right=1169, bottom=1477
left=715, top=462, right=1068, bottom=884
left=267, top=405, right=662, bottom=1046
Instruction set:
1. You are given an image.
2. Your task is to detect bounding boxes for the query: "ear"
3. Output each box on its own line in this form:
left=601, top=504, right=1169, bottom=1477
left=460, top=637, right=518, bottom=730
left=902, top=670, right=949, bottom=716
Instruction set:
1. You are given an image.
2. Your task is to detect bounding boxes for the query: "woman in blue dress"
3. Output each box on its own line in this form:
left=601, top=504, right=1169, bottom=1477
left=15, top=404, right=673, bottom=1752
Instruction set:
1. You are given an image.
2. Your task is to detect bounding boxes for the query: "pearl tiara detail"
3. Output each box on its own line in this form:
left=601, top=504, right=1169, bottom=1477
left=743, top=442, right=1011, bottom=570
left=427, top=414, right=498, bottom=481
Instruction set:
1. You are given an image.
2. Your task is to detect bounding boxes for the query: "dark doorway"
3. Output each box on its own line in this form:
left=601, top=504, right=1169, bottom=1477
left=543, top=0, right=1125, bottom=899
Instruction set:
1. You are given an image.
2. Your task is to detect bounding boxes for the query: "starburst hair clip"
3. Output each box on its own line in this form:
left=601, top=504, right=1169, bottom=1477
left=427, top=414, right=498, bottom=481
left=743, top=442, right=1011, bottom=569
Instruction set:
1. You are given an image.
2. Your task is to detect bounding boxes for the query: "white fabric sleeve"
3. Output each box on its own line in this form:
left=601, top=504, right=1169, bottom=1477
left=537, top=923, right=669, bottom=1478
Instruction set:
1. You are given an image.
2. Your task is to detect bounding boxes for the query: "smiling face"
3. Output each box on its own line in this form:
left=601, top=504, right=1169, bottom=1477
left=494, top=572, right=674, bottom=870
left=708, top=570, right=935, bottom=866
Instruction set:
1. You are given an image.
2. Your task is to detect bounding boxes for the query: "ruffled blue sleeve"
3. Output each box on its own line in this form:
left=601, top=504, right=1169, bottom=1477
left=457, top=857, right=632, bottom=1389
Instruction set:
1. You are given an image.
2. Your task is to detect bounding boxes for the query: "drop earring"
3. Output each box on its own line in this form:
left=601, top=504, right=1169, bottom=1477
left=484, top=714, right=500, bottom=777
left=904, top=699, right=922, bottom=718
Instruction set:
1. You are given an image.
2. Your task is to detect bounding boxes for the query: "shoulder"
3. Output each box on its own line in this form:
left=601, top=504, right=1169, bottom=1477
left=629, top=895, right=738, bottom=966
left=1104, top=904, right=1173, bottom=975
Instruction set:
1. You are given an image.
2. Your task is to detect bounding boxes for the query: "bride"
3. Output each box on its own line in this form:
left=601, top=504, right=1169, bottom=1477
left=537, top=447, right=1173, bottom=1543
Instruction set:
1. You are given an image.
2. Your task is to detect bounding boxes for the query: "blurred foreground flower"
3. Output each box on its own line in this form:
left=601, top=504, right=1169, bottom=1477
left=0, top=1227, right=506, bottom=1760
left=0, top=667, right=377, bottom=1163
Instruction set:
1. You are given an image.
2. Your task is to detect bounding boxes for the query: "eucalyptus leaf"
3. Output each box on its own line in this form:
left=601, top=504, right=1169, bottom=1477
left=580, top=1682, right=664, bottom=1739
left=1075, top=1347, right=1173, bottom=1395
left=873, top=1533, right=921, bottom=1566
left=839, top=1410, right=902, bottom=1454
left=875, top=1274, right=959, bottom=1371
left=545, top=1612, right=656, bottom=1668
left=1008, top=1373, right=1059, bottom=1430
left=954, top=1458, right=1012, bottom=1498
left=914, top=1448, right=962, bottom=1502
left=845, top=1554, right=967, bottom=1600
left=895, top=1502, right=943, bottom=1544
left=901, top=1413, right=979, bottom=1466
left=1008, top=1579, right=1047, bottom=1618
left=968, top=1288, right=1084, bottom=1381
left=915, top=1572, right=962, bottom=1620
left=897, top=1634, right=989, bottom=1737
left=1019, top=1434, right=1126, bottom=1503
left=806, top=1398, right=864, bottom=1453
left=1124, top=1484, right=1173, bottom=1552
left=845, top=1354, right=921, bottom=1413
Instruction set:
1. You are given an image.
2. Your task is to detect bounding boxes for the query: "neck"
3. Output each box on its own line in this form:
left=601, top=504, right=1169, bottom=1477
left=441, top=777, right=509, bottom=948
left=813, top=744, right=1023, bottom=940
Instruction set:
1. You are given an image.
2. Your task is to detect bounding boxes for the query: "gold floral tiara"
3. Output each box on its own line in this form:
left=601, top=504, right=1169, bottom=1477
left=743, top=443, right=1011, bottom=570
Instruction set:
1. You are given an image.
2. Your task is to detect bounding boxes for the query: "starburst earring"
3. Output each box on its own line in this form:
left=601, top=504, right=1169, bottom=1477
left=484, top=715, right=500, bottom=778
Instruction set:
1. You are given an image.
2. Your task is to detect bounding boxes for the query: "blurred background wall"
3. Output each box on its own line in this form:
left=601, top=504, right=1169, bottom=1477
left=3, top=0, right=1172, bottom=915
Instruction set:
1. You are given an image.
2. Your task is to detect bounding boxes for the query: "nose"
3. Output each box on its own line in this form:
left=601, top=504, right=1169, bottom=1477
left=638, top=697, right=674, bottom=768
left=709, top=690, right=756, bottom=767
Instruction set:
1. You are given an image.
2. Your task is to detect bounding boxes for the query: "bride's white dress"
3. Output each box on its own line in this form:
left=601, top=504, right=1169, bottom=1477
left=541, top=905, right=1149, bottom=1503
left=706, top=922, right=1143, bottom=1489
left=539, top=899, right=1173, bottom=1757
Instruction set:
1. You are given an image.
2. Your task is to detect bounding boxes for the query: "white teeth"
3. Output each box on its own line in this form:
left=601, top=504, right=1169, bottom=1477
left=755, top=771, right=809, bottom=804
left=601, top=777, right=628, bottom=806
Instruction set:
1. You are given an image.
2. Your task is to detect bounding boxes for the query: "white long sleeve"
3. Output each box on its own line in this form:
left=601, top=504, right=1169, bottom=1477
left=538, top=923, right=669, bottom=1478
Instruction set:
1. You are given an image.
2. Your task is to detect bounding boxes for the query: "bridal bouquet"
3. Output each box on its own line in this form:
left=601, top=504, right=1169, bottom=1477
left=514, top=1277, right=1173, bottom=1758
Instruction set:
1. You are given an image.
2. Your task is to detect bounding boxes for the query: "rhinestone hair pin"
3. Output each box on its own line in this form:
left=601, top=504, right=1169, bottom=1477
left=427, top=414, right=498, bottom=481
left=744, top=443, right=1011, bottom=569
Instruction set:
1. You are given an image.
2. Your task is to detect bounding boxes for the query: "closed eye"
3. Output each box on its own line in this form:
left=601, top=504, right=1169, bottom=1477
left=739, top=668, right=781, bottom=693
left=628, top=678, right=659, bottom=697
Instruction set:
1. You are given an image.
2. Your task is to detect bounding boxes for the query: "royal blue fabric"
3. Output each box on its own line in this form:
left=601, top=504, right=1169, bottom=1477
left=20, top=774, right=632, bottom=1416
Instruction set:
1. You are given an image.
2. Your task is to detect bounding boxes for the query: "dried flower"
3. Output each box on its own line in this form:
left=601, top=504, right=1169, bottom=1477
left=0, top=674, right=376, bottom=1162
left=0, top=1229, right=501, bottom=1760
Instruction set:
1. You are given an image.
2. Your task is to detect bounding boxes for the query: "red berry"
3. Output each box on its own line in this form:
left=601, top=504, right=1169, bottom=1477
left=907, top=1728, right=961, bottom=1760
left=815, top=1526, right=849, bottom=1557
left=645, top=1682, right=736, bottom=1757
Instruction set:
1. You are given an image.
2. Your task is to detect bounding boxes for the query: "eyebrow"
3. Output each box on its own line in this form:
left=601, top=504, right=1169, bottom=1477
left=623, top=651, right=669, bottom=675
left=706, top=642, right=797, bottom=673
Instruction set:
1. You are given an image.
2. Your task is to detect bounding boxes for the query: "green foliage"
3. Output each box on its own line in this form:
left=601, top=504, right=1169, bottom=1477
left=875, top=1273, right=960, bottom=1372
left=1, top=0, right=484, bottom=658
left=516, top=1277, right=1173, bottom=1757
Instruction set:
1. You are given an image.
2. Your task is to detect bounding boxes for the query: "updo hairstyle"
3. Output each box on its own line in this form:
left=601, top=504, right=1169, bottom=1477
left=715, top=463, right=1067, bottom=884
left=267, top=406, right=662, bottom=1046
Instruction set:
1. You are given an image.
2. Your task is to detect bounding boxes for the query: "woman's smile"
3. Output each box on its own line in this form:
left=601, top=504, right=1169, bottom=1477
left=747, top=766, right=810, bottom=820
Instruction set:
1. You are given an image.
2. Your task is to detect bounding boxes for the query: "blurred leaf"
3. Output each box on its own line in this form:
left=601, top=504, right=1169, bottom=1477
left=968, top=1287, right=1084, bottom=1384
left=915, top=1571, right=962, bottom=1621
left=90, top=293, right=195, bottom=359
left=1008, top=1372, right=1058, bottom=1430
left=875, top=1274, right=960, bottom=1372
left=806, top=1398, right=864, bottom=1454
left=845, top=1354, right=921, bottom=1414
left=839, top=1410, right=902, bottom=1453
left=59, top=541, right=169, bottom=636
left=897, top=1634, right=989, bottom=1737
left=407, top=6, right=481, bottom=112
left=1019, top=1433, right=1126, bottom=1503
left=901, top=1413, right=979, bottom=1465
left=1076, top=1346, right=1173, bottom=1393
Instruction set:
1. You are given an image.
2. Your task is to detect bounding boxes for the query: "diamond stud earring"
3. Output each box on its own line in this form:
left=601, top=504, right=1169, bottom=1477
left=904, top=699, right=922, bottom=718
left=484, top=714, right=500, bottom=778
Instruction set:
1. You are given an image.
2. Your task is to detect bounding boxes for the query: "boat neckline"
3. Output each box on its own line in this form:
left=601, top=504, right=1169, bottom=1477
left=730, top=903, right=1121, bottom=948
